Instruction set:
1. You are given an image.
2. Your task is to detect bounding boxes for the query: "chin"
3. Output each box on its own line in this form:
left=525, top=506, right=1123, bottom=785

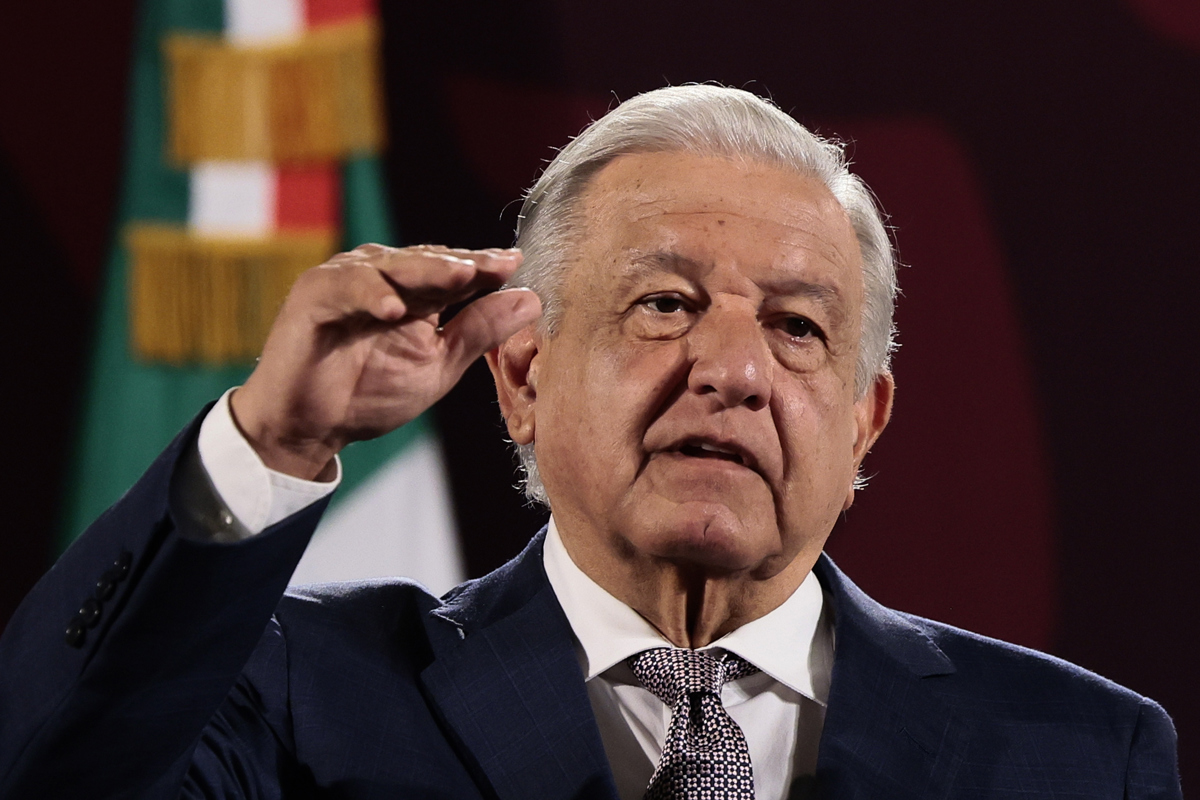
left=644, top=501, right=775, bottom=573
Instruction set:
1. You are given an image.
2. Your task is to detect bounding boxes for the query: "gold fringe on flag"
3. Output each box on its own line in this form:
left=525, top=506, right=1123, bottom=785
left=127, top=225, right=338, bottom=364
left=166, top=20, right=385, bottom=163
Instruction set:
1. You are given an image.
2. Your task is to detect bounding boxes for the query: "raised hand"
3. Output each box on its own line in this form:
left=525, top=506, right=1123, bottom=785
left=230, top=244, right=541, bottom=480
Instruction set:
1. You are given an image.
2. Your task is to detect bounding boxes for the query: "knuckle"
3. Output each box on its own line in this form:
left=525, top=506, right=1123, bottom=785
left=353, top=242, right=389, bottom=255
left=441, top=254, right=478, bottom=269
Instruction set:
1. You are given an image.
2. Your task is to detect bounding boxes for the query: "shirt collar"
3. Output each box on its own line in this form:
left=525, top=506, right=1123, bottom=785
left=542, top=516, right=833, bottom=706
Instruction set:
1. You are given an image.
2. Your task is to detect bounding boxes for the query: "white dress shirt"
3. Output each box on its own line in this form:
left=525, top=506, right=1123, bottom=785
left=197, top=389, right=341, bottom=535
left=196, top=394, right=836, bottom=799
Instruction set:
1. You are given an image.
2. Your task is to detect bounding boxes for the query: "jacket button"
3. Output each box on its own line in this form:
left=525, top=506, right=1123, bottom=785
left=65, top=620, right=85, bottom=648
left=113, top=551, right=132, bottom=579
left=78, top=597, right=101, bottom=628
left=95, top=577, right=116, bottom=601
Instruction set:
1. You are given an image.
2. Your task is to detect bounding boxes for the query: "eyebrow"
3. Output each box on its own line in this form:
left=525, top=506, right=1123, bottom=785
left=621, top=250, right=845, bottom=312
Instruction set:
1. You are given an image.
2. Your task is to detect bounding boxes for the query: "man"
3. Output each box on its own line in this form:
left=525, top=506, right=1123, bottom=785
left=0, top=86, right=1181, bottom=799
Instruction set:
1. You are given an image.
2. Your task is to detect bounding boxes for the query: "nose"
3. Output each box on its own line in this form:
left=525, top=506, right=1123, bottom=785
left=686, top=299, right=772, bottom=411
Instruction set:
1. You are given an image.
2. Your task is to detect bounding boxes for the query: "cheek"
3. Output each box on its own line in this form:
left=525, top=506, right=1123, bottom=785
left=552, top=343, right=686, bottom=455
left=538, top=342, right=681, bottom=478
left=776, top=379, right=859, bottom=494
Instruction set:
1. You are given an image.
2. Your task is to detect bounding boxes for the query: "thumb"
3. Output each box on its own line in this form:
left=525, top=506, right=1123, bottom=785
left=441, top=288, right=542, bottom=376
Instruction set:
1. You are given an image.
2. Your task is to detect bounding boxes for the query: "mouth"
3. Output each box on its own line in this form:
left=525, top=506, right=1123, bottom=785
left=673, top=438, right=757, bottom=471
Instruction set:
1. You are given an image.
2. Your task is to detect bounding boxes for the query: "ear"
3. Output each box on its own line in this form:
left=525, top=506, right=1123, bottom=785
left=843, top=371, right=895, bottom=511
left=485, top=325, right=541, bottom=446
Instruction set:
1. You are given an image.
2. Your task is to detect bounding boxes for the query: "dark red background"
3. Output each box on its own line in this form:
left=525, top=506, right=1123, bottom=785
left=1, top=0, right=1195, bottom=785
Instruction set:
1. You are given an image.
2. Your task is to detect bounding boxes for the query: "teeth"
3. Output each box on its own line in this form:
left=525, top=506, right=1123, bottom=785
left=684, top=441, right=743, bottom=464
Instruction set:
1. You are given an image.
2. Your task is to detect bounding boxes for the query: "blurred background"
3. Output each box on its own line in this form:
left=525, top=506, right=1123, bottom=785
left=0, top=0, right=1196, bottom=785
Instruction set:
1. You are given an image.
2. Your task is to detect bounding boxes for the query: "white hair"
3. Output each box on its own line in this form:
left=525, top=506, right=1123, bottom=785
left=506, top=84, right=898, bottom=505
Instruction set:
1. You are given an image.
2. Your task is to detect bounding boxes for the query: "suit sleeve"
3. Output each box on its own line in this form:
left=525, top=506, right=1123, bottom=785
left=1125, top=699, right=1183, bottom=800
left=0, top=409, right=329, bottom=800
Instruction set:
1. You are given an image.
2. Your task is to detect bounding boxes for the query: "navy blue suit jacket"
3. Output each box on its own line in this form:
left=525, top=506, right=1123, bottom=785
left=0, top=416, right=1182, bottom=799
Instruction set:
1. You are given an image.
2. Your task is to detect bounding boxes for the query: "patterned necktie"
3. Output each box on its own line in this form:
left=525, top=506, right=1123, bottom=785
left=627, top=648, right=760, bottom=800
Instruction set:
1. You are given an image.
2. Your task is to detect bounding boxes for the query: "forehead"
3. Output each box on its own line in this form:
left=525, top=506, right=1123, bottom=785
left=571, top=151, right=862, bottom=296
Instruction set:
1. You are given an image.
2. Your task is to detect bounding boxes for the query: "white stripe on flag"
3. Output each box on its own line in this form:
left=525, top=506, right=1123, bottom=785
left=225, top=0, right=304, bottom=44
left=189, top=161, right=276, bottom=236
left=288, top=433, right=465, bottom=595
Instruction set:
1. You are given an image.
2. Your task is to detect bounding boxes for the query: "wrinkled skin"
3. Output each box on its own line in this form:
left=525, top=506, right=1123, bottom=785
left=233, top=244, right=541, bottom=480
left=490, top=152, right=893, bottom=646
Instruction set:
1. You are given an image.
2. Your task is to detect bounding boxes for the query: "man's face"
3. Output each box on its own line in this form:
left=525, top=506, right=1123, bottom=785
left=505, top=151, right=889, bottom=581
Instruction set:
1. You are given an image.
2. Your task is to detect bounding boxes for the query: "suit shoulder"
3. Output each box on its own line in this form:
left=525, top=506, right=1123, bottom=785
left=895, top=612, right=1180, bottom=793
left=278, top=578, right=442, bottom=622
left=271, top=579, right=446, bottom=656
left=900, top=611, right=1154, bottom=716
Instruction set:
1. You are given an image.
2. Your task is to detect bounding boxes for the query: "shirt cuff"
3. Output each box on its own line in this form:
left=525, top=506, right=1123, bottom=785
left=197, top=389, right=341, bottom=535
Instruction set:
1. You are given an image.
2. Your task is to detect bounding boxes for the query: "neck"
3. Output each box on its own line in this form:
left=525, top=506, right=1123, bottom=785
left=641, top=568, right=762, bottom=647
left=560, top=531, right=820, bottom=648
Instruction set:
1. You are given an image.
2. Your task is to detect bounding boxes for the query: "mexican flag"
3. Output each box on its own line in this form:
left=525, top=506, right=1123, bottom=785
left=62, top=0, right=463, bottom=594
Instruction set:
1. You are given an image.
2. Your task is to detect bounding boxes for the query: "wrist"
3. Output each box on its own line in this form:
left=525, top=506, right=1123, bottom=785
left=228, top=389, right=340, bottom=481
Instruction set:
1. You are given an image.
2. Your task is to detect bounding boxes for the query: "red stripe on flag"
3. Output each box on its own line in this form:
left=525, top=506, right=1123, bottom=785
left=275, top=163, right=341, bottom=232
left=305, top=0, right=375, bottom=27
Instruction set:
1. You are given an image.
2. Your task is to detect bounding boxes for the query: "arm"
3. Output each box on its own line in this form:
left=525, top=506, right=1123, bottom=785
left=0, top=413, right=327, bottom=800
left=0, top=244, right=540, bottom=799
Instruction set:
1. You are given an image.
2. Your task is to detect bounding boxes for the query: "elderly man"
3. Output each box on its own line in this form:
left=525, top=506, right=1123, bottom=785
left=0, top=86, right=1181, bottom=799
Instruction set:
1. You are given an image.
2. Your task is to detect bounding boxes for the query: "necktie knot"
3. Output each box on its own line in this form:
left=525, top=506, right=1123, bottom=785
left=628, top=648, right=758, bottom=705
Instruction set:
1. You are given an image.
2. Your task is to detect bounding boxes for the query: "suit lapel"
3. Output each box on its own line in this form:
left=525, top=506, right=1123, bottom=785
left=419, top=530, right=618, bottom=800
left=418, top=538, right=973, bottom=800
left=814, top=555, right=972, bottom=799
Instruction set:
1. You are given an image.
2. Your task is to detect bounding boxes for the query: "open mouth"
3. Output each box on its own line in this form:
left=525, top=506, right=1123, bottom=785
left=677, top=440, right=748, bottom=466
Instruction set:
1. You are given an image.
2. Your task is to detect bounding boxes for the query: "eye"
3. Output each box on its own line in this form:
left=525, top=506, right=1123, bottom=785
left=778, top=316, right=823, bottom=340
left=625, top=292, right=695, bottom=340
left=641, top=294, right=689, bottom=314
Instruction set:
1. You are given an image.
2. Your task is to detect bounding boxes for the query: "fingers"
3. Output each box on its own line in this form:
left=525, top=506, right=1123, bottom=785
left=381, top=248, right=521, bottom=317
left=302, top=244, right=523, bottom=325
left=350, top=243, right=522, bottom=291
left=291, top=262, right=400, bottom=324
left=441, top=288, right=542, bottom=379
